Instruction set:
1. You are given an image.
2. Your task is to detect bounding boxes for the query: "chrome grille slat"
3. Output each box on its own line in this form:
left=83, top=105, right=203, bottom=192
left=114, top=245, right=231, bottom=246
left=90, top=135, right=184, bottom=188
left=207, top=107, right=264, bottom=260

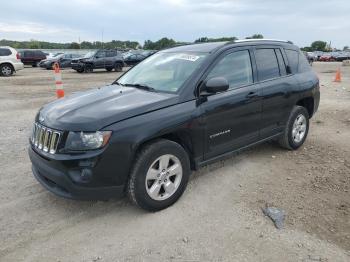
left=31, top=123, right=61, bottom=154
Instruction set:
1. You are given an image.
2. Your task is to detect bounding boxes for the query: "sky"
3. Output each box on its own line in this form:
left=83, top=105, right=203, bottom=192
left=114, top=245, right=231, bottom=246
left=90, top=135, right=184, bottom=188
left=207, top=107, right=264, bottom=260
left=0, top=0, right=349, bottom=48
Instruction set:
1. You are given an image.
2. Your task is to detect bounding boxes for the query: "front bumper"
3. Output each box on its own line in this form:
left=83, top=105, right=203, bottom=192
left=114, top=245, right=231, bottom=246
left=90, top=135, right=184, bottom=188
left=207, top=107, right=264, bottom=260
left=28, top=146, right=125, bottom=200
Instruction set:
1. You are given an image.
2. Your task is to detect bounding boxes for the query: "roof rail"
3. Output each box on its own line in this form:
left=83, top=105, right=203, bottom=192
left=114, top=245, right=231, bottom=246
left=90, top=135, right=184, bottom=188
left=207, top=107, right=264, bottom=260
left=232, top=39, right=293, bottom=44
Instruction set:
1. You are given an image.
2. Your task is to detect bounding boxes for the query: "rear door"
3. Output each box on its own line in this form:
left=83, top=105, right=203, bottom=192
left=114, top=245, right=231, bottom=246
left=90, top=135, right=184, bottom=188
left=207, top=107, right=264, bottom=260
left=94, top=51, right=106, bottom=68
left=200, top=47, right=263, bottom=160
left=106, top=50, right=116, bottom=67
left=254, top=46, right=296, bottom=138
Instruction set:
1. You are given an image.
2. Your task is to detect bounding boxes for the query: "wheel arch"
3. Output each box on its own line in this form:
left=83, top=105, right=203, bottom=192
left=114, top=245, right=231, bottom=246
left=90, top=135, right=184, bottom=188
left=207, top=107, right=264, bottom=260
left=0, top=62, right=15, bottom=71
left=133, top=132, right=196, bottom=171
left=296, top=96, right=314, bottom=118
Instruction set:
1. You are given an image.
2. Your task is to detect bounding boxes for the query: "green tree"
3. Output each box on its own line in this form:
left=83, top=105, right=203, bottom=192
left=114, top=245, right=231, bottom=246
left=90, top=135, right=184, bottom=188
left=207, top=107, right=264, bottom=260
left=310, top=41, right=327, bottom=51
left=29, top=39, right=40, bottom=49
left=245, top=34, right=264, bottom=39
left=144, top=38, right=176, bottom=50
left=194, top=36, right=237, bottom=43
left=69, top=42, right=80, bottom=49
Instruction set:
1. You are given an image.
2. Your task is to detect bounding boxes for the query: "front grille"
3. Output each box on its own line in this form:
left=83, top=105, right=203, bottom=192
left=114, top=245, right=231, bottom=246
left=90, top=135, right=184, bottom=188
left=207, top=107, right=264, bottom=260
left=31, top=123, right=62, bottom=154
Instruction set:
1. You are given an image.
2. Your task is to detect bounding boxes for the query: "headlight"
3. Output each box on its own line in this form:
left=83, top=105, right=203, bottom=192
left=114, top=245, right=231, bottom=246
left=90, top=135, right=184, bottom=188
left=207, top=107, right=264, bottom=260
left=65, top=131, right=112, bottom=151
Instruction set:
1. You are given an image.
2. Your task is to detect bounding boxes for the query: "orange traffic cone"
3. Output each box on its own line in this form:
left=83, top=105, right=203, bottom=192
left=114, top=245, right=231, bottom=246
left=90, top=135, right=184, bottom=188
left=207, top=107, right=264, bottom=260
left=334, top=68, right=341, bottom=82
left=53, top=62, right=65, bottom=98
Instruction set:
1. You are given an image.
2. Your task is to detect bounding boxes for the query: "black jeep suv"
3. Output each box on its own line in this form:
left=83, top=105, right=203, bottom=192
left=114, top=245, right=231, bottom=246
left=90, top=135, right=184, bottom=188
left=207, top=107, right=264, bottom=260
left=71, top=49, right=124, bottom=73
left=29, top=40, right=320, bottom=211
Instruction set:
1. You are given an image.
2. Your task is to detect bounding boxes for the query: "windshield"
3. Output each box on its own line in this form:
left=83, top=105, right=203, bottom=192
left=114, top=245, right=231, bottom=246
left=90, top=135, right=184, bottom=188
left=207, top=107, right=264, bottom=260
left=83, top=51, right=95, bottom=58
left=117, top=52, right=208, bottom=93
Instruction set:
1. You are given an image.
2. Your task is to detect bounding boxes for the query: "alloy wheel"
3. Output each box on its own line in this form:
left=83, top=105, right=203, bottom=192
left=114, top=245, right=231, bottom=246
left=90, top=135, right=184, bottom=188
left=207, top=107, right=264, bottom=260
left=292, top=114, right=307, bottom=143
left=145, top=154, right=183, bottom=201
left=1, top=65, right=12, bottom=76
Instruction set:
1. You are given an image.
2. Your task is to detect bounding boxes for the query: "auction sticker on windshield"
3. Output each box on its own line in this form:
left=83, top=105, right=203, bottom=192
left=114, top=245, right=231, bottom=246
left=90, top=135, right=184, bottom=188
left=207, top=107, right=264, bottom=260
left=176, top=54, right=200, bottom=62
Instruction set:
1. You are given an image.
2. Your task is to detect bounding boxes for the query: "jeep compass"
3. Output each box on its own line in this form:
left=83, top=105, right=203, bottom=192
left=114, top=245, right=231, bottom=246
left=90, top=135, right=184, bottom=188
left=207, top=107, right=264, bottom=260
left=29, top=40, right=320, bottom=211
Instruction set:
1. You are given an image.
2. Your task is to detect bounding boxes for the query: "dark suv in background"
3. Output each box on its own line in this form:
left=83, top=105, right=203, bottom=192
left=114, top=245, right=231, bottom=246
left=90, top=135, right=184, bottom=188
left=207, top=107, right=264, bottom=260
left=71, top=49, right=124, bottom=73
left=29, top=40, right=320, bottom=211
left=18, top=50, right=46, bottom=67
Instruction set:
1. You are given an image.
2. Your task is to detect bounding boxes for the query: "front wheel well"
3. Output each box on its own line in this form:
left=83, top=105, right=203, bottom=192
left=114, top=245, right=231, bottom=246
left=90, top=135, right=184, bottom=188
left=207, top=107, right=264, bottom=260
left=135, top=134, right=195, bottom=170
left=296, top=97, right=314, bottom=118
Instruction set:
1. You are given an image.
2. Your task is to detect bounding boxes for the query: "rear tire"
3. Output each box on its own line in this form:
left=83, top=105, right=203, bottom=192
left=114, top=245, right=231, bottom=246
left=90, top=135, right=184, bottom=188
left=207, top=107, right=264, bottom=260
left=114, top=63, right=123, bottom=72
left=128, top=139, right=190, bottom=211
left=279, top=106, right=309, bottom=150
left=0, top=64, right=14, bottom=76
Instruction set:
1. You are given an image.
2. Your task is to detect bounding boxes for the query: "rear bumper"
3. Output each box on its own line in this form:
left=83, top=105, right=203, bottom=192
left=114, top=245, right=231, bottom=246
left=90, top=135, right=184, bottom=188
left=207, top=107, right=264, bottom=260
left=29, top=147, right=125, bottom=200
left=13, top=62, right=24, bottom=71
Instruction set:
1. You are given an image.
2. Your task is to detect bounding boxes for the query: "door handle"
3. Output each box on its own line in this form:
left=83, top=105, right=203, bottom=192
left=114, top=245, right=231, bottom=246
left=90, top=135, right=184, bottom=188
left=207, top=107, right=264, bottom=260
left=246, top=92, right=259, bottom=99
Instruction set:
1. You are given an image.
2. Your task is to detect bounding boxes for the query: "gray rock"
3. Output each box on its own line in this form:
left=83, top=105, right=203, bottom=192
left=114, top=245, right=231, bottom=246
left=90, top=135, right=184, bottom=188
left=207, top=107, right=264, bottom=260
left=262, top=207, right=286, bottom=229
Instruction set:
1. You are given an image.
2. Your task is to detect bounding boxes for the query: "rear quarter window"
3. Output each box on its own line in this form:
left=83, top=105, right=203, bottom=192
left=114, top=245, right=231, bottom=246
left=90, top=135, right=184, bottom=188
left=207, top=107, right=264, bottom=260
left=285, top=49, right=299, bottom=74
left=0, top=48, right=12, bottom=56
left=298, top=51, right=312, bottom=72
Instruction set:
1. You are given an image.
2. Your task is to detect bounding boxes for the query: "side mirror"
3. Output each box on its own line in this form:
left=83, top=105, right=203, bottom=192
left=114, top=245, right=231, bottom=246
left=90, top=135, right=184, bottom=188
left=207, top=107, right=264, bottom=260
left=202, top=77, right=229, bottom=95
left=286, top=65, right=292, bottom=74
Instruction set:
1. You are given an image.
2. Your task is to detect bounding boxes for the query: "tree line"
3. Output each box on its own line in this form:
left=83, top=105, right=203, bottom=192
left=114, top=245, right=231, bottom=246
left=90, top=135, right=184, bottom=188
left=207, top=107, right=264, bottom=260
left=1, top=36, right=346, bottom=51
left=301, top=41, right=349, bottom=52
left=0, top=34, right=264, bottom=50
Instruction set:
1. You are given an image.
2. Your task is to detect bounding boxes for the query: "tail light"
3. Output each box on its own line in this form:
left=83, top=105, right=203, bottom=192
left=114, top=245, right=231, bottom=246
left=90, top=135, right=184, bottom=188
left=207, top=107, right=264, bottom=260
left=16, top=53, right=20, bottom=60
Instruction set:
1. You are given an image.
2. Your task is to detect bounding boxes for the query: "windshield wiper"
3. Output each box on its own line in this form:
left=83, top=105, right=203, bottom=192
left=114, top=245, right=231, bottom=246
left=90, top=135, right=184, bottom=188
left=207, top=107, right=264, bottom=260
left=123, top=83, right=157, bottom=92
left=112, top=81, right=124, bottom=86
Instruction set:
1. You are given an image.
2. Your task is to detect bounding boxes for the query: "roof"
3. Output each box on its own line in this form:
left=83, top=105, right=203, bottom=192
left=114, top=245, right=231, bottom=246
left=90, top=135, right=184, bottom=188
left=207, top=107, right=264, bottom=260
left=162, top=39, right=295, bottom=53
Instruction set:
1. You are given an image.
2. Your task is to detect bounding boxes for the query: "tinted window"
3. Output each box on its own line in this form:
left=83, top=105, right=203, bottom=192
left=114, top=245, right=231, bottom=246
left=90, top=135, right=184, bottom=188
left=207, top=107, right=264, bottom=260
left=207, top=50, right=253, bottom=90
left=285, top=49, right=299, bottom=74
left=0, top=48, right=11, bottom=56
left=255, top=49, right=280, bottom=81
left=298, top=51, right=311, bottom=72
left=275, top=49, right=287, bottom=75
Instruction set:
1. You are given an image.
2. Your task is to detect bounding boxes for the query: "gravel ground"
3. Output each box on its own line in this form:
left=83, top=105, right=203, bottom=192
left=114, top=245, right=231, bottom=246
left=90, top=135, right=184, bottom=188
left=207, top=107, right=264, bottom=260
left=0, top=63, right=349, bottom=262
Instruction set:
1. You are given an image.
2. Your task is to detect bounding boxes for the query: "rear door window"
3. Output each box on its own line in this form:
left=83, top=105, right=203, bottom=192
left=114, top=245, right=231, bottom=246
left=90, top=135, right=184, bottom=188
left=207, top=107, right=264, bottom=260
left=0, top=48, right=11, bottom=56
left=207, top=50, right=253, bottom=90
left=255, top=48, right=280, bottom=81
left=285, top=49, right=299, bottom=74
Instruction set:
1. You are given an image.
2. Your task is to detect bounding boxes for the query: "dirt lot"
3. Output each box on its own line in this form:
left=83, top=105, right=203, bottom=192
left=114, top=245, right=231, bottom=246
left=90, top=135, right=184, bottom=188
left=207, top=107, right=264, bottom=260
left=0, top=63, right=349, bottom=262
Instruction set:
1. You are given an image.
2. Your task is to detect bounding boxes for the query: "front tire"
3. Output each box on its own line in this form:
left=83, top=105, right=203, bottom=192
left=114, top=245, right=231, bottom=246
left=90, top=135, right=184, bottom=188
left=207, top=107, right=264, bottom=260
left=279, top=106, right=309, bottom=150
left=128, top=139, right=190, bottom=211
left=84, top=64, right=93, bottom=73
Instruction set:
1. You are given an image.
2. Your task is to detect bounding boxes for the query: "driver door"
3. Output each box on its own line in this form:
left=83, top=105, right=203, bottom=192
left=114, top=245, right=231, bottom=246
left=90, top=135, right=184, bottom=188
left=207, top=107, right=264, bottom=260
left=200, top=48, right=263, bottom=160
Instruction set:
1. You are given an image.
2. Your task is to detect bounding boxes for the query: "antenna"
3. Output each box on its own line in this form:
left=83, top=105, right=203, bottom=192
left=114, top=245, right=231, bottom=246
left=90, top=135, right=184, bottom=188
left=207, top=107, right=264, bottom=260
left=101, top=29, right=104, bottom=49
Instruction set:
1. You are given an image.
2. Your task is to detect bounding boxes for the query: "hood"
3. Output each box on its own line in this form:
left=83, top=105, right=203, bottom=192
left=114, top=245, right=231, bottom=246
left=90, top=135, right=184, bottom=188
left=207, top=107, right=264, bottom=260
left=37, top=85, right=178, bottom=131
